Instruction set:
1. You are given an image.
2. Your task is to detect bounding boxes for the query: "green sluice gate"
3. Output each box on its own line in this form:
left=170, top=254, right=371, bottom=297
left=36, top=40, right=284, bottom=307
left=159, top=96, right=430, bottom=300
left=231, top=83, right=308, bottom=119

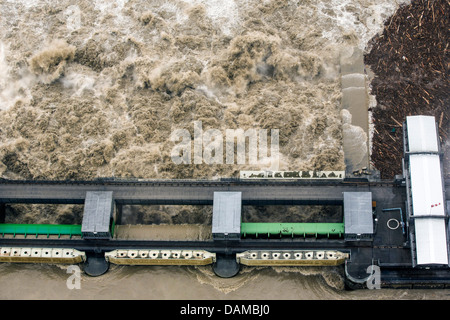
left=0, top=224, right=82, bottom=238
left=241, top=222, right=345, bottom=238
left=0, top=222, right=343, bottom=239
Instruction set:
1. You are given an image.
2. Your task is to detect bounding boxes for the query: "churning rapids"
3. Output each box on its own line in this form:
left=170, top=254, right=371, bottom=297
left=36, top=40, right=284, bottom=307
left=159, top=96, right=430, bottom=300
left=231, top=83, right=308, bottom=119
left=0, top=0, right=449, bottom=299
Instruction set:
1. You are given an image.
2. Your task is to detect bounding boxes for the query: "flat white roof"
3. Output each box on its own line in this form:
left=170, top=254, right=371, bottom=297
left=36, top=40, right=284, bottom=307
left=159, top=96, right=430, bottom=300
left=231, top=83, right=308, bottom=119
left=406, top=116, right=439, bottom=153
left=407, top=119, right=448, bottom=265
left=415, top=219, right=448, bottom=265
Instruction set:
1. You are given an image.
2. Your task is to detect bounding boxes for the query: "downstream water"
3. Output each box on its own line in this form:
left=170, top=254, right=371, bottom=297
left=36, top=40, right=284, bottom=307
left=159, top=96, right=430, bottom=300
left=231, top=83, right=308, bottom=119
left=1, top=263, right=449, bottom=300
left=0, top=0, right=449, bottom=300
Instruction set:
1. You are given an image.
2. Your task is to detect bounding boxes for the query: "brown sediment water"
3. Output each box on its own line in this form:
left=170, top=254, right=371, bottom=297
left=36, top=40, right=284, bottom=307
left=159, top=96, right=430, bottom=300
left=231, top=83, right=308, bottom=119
left=1, top=0, right=449, bottom=300
left=114, top=224, right=212, bottom=240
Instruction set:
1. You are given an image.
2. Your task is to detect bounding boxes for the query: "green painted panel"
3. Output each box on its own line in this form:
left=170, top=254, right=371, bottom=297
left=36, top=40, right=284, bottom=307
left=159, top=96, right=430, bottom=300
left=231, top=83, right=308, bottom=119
left=0, top=224, right=82, bottom=238
left=241, top=222, right=344, bottom=238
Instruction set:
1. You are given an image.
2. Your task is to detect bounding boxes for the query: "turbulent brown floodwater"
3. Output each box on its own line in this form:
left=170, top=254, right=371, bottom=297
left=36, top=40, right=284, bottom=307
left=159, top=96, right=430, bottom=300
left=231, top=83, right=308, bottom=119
left=0, top=0, right=405, bottom=180
left=1, top=0, right=449, bottom=300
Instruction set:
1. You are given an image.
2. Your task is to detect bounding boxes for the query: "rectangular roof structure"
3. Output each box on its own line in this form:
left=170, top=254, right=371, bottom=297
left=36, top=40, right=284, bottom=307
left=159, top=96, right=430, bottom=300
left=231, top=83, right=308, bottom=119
left=409, top=155, right=445, bottom=217
left=406, top=115, right=439, bottom=153
left=409, top=154, right=447, bottom=265
left=212, top=192, right=242, bottom=238
left=343, top=192, right=373, bottom=236
left=405, top=115, right=448, bottom=266
left=414, top=219, right=448, bottom=265
left=82, top=191, right=114, bottom=238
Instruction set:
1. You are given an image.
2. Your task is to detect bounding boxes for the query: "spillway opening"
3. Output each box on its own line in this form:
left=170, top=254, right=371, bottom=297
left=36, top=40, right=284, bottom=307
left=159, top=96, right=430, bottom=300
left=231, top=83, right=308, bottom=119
left=242, top=205, right=343, bottom=223
left=4, top=203, right=84, bottom=225
left=0, top=204, right=84, bottom=239
left=118, top=204, right=213, bottom=225
left=114, top=204, right=213, bottom=241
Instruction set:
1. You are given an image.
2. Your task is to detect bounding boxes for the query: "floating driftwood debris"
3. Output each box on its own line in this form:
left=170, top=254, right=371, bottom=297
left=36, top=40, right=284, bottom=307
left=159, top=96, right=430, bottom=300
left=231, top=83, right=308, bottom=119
left=365, top=0, right=449, bottom=179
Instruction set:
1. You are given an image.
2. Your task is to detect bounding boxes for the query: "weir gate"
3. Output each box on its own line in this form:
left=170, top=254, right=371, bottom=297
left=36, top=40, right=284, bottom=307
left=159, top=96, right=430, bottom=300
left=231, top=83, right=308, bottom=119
left=0, top=116, right=449, bottom=289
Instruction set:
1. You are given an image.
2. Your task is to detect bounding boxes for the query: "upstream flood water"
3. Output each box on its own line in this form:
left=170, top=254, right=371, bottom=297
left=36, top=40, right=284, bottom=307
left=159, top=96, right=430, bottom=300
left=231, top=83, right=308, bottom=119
left=0, top=0, right=449, bottom=300
left=0, top=0, right=406, bottom=180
